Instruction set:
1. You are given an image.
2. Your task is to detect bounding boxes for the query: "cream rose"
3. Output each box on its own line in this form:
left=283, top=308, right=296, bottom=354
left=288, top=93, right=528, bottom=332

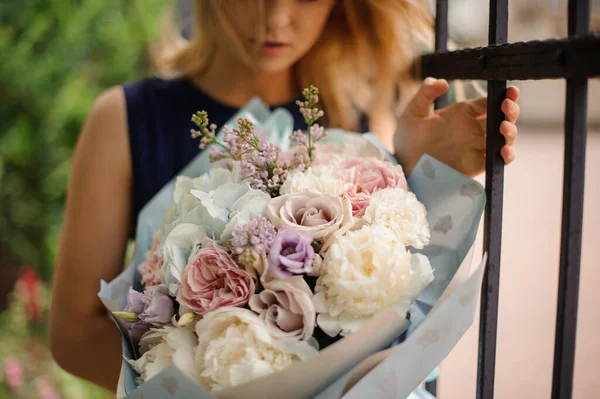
left=249, top=277, right=316, bottom=341
left=194, top=307, right=318, bottom=392
left=313, top=224, right=433, bottom=337
left=127, top=325, right=198, bottom=384
left=266, top=191, right=353, bottom=252
left=363, top=187, right=430, bottom=249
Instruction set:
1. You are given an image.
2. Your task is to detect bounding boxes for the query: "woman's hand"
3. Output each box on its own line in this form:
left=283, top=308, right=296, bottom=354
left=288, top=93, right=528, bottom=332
left=394, top=78, right=520, bottom=177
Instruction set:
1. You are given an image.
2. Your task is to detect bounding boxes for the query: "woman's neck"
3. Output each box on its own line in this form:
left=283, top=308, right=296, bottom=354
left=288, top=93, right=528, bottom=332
left=191, top=53, right=298, bottom=108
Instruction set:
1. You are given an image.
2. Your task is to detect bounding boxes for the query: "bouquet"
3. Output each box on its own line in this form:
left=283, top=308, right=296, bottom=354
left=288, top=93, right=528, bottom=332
left=99, top=86, right=487, bottom=399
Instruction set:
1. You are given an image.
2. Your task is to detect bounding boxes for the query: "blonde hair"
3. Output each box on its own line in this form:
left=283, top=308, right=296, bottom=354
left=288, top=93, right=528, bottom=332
left=152, top=0, right=434, bottom=133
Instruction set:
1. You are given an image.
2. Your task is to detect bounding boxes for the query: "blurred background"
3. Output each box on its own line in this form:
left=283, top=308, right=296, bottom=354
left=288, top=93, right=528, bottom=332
left=0, top=0, right=598, bottom=398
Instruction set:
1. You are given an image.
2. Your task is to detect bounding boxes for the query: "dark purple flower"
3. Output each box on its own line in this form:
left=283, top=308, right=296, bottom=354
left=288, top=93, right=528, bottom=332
left=268, top=228, right=314, bottom=278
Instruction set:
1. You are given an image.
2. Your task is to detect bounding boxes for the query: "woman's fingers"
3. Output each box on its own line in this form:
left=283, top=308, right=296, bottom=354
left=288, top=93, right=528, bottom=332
left=502, top=98, right=520, bottom=124
left=506, top=86, right=520, bottom=102
left=500, top=120, right=517, bottom=146
left=501, top=144, right=516, bottom=164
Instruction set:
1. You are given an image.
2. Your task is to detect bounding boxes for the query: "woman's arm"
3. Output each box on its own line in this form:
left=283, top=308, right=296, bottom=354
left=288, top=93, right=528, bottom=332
left=49, top=86, right=133, bottom=392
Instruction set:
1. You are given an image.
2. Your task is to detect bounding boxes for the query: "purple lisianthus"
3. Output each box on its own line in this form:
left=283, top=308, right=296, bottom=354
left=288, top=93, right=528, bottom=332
left=124, top=286, right=175, bottom=327
left=268, top=227, right=314, bottom=278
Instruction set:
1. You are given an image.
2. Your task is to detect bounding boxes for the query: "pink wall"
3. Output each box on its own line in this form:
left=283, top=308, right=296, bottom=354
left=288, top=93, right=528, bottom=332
left=439, top=129, right=600, bottom=398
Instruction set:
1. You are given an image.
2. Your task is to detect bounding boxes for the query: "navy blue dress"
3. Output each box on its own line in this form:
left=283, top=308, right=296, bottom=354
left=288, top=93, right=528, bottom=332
left=123, top=77, right=310, bottom=230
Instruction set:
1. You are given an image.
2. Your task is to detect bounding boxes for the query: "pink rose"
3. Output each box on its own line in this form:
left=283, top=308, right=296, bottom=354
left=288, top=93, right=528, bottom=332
left=177, top=239, right=255, bottom=315
left=139, top=231, right=163, bottom=287
left=342, top=158, right=408, bottom=217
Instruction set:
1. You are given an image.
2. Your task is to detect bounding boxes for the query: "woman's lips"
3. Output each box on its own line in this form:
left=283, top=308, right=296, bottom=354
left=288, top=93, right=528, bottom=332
left=259, top=41, right=290, bottom=56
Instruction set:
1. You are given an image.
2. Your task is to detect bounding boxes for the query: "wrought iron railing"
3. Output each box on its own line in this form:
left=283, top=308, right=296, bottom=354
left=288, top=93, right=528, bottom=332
left=420, top=1, right=599, bottom=398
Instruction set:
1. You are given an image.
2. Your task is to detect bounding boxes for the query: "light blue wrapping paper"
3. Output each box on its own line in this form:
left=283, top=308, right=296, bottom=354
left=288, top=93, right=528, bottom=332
left=98, top=99, right=486, bottom=398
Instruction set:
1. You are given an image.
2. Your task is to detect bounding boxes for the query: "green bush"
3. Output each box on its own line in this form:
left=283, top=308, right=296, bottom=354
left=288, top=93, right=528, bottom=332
left=0, top=1, right=164, bottom=282
left=0, top=2, right=165, bottom=397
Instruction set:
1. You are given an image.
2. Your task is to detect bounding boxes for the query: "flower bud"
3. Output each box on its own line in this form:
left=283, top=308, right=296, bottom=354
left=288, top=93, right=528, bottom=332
left=177, top=312, right=196, bottom=327
left=112, top=311, right=140, bottom=323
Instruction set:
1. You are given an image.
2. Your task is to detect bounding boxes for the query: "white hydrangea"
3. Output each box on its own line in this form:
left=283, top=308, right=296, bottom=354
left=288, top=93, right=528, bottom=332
left=362, top=187, right=430, bottom=249
left=313, top=224, right=433, bottom=337
left=160, top=223, right=207, bottom=295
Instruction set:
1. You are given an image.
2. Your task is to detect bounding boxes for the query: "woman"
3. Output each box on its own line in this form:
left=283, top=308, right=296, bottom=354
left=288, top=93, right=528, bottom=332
left=49, top=0, right=520, bottom=392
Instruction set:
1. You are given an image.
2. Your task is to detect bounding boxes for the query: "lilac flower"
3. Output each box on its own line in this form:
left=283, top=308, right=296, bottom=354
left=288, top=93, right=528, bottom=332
left=292, top=86, right=325, bottom=161
left=309, top=124, right=326, bottom=142
left=232, top=217, right=277, bottom=268
left=191, top=86, right=327, bottom=195
left=268, top=227, right=315, bottom=278
left=123, top=286, right=175, bottom=327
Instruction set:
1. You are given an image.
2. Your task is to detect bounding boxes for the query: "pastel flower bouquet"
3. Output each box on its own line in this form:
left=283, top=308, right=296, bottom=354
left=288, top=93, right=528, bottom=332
left=99, top=86, right=489, bottom=399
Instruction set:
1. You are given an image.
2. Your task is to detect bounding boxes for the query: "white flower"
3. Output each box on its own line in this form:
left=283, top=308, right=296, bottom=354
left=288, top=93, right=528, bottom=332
left=280, top=164, right=345, bottom=195
left=174, top=166, right=244, bottom=205
left=160, top=223, right=207, bottom=295
left=194, top=307, right=318, bottom=392
left=313, top=224, right=433, bottom=337
left=219, top=189, right=272, bottom=242
left=362, top=187, right=430, bottom=249
left=190, top=183, right=270, bottom=242
left=162, top=167, right=245, bottom=239
left=127, top=325, right=198, bottom=384
left=164, top=166, right=270, bottom=243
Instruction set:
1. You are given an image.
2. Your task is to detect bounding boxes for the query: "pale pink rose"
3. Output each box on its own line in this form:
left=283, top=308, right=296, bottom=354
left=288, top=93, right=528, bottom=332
left=342, top=158, right=408, bottom=217
left=266, top=191, right=354, bottom=252
left=176, top=239, right=255, bottom=315
left=249, top=276, right=315, bottom=341
left=139, top=231, right=163, bottom=287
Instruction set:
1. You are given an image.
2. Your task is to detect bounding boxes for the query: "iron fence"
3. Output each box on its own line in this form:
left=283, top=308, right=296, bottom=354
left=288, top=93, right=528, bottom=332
left=420, top=0, right=599, bottom=398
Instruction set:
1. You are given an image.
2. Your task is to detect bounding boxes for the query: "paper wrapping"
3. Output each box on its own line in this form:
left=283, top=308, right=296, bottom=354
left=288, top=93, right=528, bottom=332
left=98, top=99, right=486, bottom=398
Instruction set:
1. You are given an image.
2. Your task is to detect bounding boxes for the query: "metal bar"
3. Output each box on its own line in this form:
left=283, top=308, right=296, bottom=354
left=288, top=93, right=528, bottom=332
left=477, top=1, right=508, bottom=398
left=426, top=2, right=449, bottom=395
left=552, top=2, right=590, bottom=397
left=425, top=378, right=437, bottom=396
left=420, top=33, right=600, bottom=81
left=434, top=0, right=449, bottom=110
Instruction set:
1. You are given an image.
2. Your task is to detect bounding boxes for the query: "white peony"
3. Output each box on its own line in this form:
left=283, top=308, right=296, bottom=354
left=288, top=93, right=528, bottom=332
left=362, top=187, right=430, bottom=249
left=279, top=163, right=345, bottom=195
left=313, top=224, right=433, bottom=337
left=127, top=325, right=198, bottom=385
left=160, top=223, right=207, bottom=295
left=194, top=307, right=318, bottom=392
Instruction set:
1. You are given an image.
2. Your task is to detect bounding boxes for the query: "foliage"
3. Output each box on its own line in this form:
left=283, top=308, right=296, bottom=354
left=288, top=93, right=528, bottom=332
left=0, top=274, right=111, bottom=398
left=0, top=0, right=164, bottom=282
left=0, top=2, right=165, bottom=397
